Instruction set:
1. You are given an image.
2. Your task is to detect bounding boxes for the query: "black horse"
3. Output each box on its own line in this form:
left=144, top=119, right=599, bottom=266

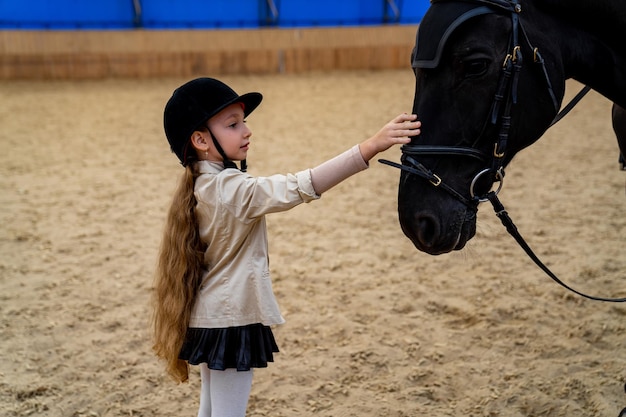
left=393, top=0, right=626, bottom=255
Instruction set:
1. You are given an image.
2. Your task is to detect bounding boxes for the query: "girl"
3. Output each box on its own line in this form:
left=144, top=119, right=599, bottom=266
left=152, top=77, right=420, bottom=417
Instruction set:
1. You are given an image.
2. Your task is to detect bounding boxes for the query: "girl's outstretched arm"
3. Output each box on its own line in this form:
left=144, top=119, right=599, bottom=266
left=309, top=113, right=420, bottom=195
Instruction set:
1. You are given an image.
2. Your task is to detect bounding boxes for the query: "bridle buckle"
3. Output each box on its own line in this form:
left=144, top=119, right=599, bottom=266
left=429, top=174, right=442, bottom=186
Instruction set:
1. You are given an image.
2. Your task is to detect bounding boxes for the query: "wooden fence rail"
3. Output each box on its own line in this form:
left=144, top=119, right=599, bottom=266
left=0, top=26, right=417, bottom=79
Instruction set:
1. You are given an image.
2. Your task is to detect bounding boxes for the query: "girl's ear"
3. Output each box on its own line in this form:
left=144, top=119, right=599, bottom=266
left=190, top=130, right=210, bottom=152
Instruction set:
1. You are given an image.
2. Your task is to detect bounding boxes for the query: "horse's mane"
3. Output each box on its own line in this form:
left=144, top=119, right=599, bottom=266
left=536, top=0, right=626, bottom=54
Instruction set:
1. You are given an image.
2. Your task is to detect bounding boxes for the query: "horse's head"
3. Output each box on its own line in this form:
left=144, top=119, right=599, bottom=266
left=397, top=0, right=565, bottom=255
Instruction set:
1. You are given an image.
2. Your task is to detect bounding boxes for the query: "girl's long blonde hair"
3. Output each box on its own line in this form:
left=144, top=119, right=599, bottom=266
left=152, top=165, right=205, bottom=383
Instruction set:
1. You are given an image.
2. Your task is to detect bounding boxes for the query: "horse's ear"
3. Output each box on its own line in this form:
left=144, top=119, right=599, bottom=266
left=413, top=2, right=494, bottom=69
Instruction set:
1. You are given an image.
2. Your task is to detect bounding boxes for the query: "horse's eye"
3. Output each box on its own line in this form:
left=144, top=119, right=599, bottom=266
left=464, top=59, right=489, bottom=78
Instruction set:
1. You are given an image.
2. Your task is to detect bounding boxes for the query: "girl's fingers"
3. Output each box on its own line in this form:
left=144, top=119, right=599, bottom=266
left=393, top=122, right=421, bottom=136
left=398, top=113, right=418, bottom=122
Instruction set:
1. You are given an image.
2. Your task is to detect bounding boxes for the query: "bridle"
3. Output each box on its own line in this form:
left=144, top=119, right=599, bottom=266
left=380, top=0, right=625, bottom=302
left=382, top=0, right=559, bottom=208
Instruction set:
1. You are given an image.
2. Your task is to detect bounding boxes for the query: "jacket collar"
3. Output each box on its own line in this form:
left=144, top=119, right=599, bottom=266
left=195, top=160, right=225, bottom=174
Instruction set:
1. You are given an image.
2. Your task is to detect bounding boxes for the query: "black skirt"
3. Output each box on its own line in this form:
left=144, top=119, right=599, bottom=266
left=179, top=323, right=279, bottom=371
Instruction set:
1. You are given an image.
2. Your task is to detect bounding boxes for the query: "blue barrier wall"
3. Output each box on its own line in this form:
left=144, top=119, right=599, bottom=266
left=0, top=0, right=428, bottom=29
left=140, top=0, right=263, bottom=28
left=277, top=0, right=383, bottom=27
left=0, top=0, right=137, bottom=29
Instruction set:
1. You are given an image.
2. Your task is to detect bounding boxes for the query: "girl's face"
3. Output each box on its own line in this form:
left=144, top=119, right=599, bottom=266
left=205, top=103, right=252, bottom=162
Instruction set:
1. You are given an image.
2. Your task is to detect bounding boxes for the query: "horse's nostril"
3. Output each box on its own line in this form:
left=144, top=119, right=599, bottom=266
left=415, top=213, right=439, bottom=248
left=400, top=206, right=470, bottom=255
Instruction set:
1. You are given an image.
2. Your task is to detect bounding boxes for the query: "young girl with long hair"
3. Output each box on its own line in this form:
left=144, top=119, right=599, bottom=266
left=152, top=77, right=420, bottom=417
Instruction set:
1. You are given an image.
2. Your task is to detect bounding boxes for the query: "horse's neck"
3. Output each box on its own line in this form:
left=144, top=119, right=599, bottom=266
left=536, top=0, right=626, bottom=46
left=534, top=0, right=626, bottom=107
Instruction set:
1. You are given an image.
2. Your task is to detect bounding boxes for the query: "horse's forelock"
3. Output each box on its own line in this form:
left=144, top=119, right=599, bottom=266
left=413, top=2, right=500, bottom=69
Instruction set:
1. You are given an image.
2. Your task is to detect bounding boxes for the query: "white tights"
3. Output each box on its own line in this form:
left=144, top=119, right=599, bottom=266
left=197, top=365, right=254, bottom=417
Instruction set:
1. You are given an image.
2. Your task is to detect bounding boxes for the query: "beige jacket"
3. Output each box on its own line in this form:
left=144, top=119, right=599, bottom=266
left=189, top=145, right=368, bottom=328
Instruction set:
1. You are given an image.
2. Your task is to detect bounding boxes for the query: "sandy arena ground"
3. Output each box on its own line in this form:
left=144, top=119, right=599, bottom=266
left=1, top=70, right=625, bottom=417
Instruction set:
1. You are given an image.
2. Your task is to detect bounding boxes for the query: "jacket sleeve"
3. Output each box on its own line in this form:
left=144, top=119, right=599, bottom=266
left=309, top=145, right=369, bottom=194
left=200, top=144, right=368, bottom=221
left=209, top=169, right=320, bottom=221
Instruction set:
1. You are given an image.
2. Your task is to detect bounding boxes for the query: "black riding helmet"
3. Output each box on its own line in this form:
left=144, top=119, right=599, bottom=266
left=164, top=77, right=263, bottom=168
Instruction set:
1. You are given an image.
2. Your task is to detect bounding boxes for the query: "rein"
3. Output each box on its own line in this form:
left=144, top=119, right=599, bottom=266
left=380, top=0, right=625, bottom=302
left=486, top=192, right=626, bottom=302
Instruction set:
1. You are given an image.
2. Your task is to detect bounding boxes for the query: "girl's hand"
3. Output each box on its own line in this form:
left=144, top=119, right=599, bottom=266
left=358, top=113, right=421, bottom=162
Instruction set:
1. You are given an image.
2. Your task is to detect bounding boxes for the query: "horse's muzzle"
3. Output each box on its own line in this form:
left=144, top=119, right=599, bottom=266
left=401, top=205, right=477, bottom=255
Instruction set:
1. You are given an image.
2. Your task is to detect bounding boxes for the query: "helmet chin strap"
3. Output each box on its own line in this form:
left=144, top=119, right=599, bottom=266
left=209, top=129, right=247, bottom=172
